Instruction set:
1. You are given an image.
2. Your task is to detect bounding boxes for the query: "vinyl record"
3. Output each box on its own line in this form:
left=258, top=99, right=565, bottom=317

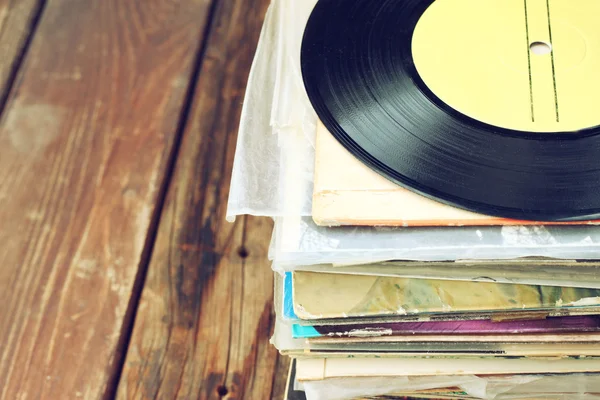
left=301, top=0, right=600, bottom=221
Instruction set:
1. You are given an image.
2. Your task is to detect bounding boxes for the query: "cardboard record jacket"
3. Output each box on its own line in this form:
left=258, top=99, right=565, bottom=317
left=300, top=0, right=600, bottom=221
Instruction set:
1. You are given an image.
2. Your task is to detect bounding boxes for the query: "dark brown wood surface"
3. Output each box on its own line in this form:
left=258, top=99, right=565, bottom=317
left=0, top=0, right=285, bottom=398
left=114, top=0, right=287, bottom=397
left=0, top=0, right=219, bottom=398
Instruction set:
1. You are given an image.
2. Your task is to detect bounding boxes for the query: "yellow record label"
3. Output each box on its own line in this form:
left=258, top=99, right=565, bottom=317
left=412, top=0, right=600, bottom=132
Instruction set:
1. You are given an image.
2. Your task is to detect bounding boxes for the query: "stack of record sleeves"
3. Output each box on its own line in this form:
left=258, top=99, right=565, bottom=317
left=227, top=0, right=600, bottom=398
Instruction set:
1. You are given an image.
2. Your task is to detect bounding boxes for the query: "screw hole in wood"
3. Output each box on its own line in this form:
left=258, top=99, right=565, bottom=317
left=217, top=385, right=228, bottom=397
left=238, top=246, right=249, bottom=259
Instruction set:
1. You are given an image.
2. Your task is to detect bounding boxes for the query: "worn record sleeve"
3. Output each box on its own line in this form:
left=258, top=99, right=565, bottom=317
left=291, top=271, right=600, bottom=320
left=313, top=122, right=600, bottom=227
left=292, top=315, right=600, bottom=339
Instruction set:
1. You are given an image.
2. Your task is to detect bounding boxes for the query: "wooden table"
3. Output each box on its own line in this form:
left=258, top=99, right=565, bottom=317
left=0, top=0, right=288, bottom=398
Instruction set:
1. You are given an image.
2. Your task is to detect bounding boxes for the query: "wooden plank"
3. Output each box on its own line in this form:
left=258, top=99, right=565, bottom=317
left=0, top=0, right=42, bottom=99
left=115, top=0, right=281, bottom=397
left=0, top=0, right=214, bottom=398
left=272, top=355, right=292, bottom=400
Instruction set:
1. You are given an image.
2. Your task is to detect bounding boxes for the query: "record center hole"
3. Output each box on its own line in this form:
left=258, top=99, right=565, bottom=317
left=530, top=41, right=552, bottom=55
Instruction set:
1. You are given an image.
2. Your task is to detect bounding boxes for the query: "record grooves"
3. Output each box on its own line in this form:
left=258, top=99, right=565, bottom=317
left=301, top=0, right=600, bottom=221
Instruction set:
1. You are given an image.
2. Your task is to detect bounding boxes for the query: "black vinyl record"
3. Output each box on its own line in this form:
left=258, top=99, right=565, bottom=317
left=300, top=0, right=600, bottom=221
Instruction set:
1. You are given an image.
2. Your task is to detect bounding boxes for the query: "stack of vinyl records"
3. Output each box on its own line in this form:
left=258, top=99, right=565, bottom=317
left=228, top=0, right=600, bottom=398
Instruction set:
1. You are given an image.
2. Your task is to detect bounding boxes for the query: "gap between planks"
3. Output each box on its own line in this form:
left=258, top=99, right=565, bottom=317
left=0, top=0, right=46, bottom=118
left=102, top=0, right=223, bottom=398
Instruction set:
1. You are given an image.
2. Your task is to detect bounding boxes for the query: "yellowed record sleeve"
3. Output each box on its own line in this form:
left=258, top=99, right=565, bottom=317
left=291, top=271, right=600, bottom=321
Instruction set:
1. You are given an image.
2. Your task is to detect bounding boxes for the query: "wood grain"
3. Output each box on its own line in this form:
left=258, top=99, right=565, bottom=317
left=0, top=0, right=213, bottom=398
left=0, top=0, right=42, bottom=99
left=115, top=0, right=282, bottom=398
